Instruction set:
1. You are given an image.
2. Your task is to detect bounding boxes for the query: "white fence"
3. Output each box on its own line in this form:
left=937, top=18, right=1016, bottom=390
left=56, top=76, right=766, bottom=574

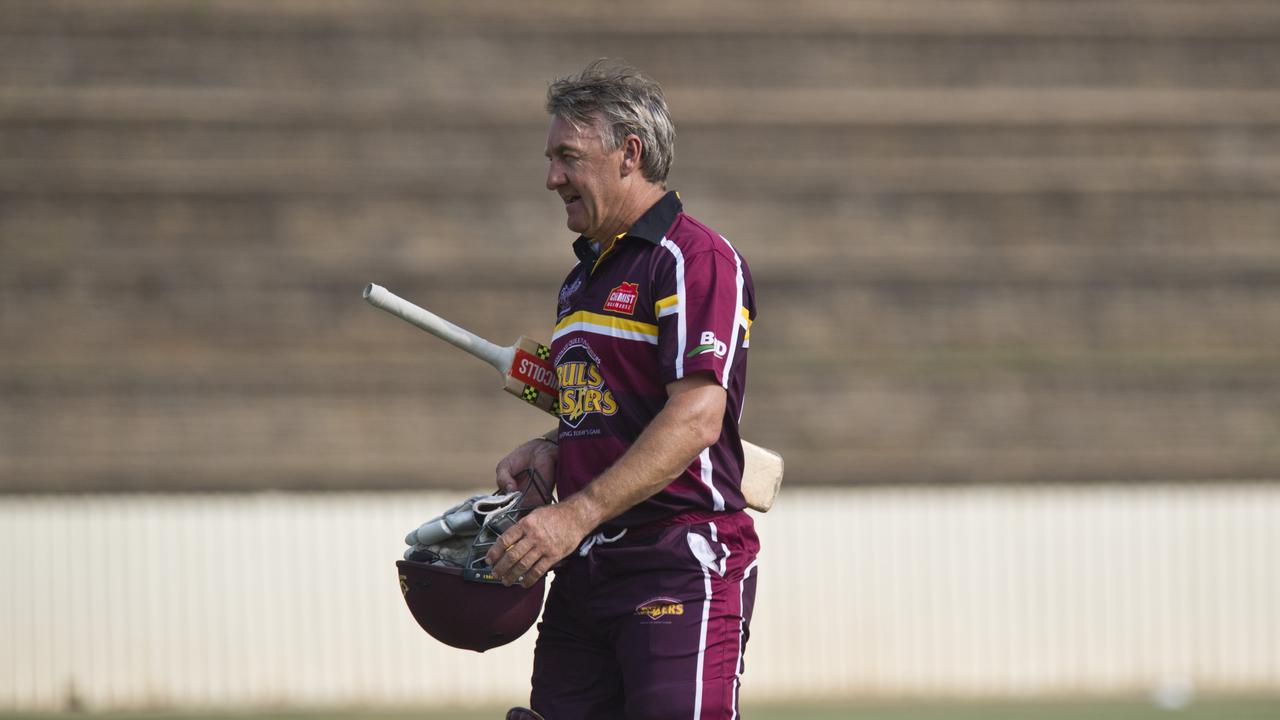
left=2, top=484, right=1278, bottom=711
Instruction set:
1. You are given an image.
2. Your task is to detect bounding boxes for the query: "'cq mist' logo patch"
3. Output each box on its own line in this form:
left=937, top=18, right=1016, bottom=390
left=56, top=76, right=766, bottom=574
left=555, top=340, right=617, bottom=428
left=603, top=281, right=640, bottom=315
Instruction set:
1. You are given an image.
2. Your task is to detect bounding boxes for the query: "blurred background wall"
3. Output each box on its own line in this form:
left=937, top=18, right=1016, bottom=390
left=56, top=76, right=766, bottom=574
left=2, top=0, right=1279, bottom=712
left=4, top=486, right=1278, bottom=710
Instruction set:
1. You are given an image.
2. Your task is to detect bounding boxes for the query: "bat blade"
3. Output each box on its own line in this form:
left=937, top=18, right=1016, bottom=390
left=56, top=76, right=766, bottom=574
left=364, top=282, right=782, bottom=512
left=740, top=441, right=782, bottom=512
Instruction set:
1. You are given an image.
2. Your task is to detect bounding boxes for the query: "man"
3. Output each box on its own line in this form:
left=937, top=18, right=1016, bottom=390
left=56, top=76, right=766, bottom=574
left=486, top=59, right=759, bottom=720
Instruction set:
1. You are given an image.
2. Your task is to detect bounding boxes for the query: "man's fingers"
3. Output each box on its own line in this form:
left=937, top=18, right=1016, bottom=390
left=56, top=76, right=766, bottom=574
left=492, top=545, right=536, bottom=587
left=483, top=505, right=575, bottom=587
left=486, top=526, right=522, bottom=567
left=495, top=464, right=520, bottom=493
left=488, top=521, right=546, bottom=587
left=501, top=546, right=536, bottom=585
left=521, top=556, right=557, bottom=589
left=502, top=546, right=550, bottom=589
left=526, top=458, right=556, bottom=501
left=495, top=447, right=532, bottom=492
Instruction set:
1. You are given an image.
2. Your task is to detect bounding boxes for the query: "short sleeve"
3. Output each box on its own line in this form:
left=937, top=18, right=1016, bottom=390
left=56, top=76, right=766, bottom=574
left=656, top=247, right=747, bottom=387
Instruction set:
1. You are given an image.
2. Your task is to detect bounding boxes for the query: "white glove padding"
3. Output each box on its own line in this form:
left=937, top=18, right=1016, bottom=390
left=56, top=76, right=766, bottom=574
left=404, top=491, right=523, bottom=547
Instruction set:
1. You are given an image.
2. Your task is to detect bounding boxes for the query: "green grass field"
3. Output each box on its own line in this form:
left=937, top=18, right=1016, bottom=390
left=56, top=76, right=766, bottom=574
left=6, top=696, right=1280, bottom=720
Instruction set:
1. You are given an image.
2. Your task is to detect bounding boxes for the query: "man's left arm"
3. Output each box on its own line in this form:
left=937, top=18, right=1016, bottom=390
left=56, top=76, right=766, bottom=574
left=486, top=374, right=725, bottom=588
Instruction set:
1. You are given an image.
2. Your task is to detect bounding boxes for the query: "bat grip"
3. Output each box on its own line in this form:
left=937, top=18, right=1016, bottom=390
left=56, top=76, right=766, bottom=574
left=363, top=283, right=514, bottom=374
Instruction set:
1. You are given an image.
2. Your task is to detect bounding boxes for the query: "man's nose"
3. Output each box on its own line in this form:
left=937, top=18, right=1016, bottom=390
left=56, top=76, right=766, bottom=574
left=546, top=162, right=565, bottom=191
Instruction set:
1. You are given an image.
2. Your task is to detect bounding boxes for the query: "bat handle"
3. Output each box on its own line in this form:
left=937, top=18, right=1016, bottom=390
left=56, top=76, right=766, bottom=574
left=363, top=283, right=514, bottom=374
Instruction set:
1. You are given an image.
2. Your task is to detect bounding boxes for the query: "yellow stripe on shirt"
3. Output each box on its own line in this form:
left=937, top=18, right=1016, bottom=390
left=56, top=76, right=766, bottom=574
left=654, top=296, right=753, bottom=347
left=553, top=310, right=660, bottom=344
left=655, top=294, right=680, bottom=317
left=655, top=296, right=751, bottom=342
left=657, top=295, right=750, bottom=324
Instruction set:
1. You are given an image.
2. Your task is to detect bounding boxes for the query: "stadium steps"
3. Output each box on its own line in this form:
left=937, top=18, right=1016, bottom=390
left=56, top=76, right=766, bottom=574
left=3, top=0, right=1279, bottom=489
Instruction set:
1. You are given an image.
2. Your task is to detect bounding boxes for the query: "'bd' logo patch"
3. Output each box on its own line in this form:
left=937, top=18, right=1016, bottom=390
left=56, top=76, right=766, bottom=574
left=603, top=282, right=640, bottom=315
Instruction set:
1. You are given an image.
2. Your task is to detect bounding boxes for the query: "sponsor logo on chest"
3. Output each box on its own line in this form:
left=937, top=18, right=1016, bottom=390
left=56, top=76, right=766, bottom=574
left=603, top=281, right=640, bottom=315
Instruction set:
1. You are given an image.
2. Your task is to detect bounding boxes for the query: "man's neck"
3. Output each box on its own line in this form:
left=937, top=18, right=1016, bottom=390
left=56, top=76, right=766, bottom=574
left=591, top=184, right=667, bottom=250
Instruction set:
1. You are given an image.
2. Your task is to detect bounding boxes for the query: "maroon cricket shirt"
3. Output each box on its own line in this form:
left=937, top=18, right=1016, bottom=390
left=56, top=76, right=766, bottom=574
left=550, top=191, right=756, bottom=531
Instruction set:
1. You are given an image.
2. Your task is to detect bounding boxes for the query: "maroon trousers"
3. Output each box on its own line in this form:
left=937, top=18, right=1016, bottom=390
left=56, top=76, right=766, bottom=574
left=530, top=514, right=760, bottom=720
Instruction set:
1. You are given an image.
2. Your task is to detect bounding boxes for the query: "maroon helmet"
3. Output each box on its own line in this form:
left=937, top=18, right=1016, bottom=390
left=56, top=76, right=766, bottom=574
left=396, top=476, right=551, bottom=653
left=396, top=559, right=545, bottom=653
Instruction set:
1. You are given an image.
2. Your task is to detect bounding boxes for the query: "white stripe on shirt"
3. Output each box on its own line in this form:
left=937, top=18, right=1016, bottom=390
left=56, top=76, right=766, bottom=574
left=700, top=447, right=726, bottom=512
left=717, top=234, right=746, bottom=389
left=659, top=237, right=689, bottom=378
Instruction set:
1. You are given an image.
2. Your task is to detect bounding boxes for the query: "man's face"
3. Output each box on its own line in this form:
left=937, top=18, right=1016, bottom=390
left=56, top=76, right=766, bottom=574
left=545, top=113, right=625, bottom=240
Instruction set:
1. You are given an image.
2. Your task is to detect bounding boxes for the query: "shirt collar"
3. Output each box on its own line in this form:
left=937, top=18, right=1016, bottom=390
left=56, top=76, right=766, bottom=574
left=572, top=190, right=683, bottom=266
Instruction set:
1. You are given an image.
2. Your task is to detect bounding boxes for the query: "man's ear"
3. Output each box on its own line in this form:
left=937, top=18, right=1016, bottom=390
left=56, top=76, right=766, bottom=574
left=619, top=134, right=644, bottom=177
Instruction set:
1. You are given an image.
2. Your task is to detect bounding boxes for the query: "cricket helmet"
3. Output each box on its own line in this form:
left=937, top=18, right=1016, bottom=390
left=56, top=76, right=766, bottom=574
left=396, top=473, right=550, bottom=653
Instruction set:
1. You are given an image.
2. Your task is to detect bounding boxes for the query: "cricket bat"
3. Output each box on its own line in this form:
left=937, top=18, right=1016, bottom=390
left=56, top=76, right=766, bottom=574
left=363, top=283, right=783, bottom=512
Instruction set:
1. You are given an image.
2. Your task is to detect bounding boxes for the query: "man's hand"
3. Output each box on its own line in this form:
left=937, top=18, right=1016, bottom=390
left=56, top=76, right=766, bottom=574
left=496, top=436, right=558, bottom=498
left=485, top=502, right=592, bottom=589
left=486, top=376, right=724, bottom=589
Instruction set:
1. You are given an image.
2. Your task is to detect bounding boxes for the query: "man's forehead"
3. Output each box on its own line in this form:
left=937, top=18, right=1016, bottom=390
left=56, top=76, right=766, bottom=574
left=545, top=114, right=606, bottom=153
